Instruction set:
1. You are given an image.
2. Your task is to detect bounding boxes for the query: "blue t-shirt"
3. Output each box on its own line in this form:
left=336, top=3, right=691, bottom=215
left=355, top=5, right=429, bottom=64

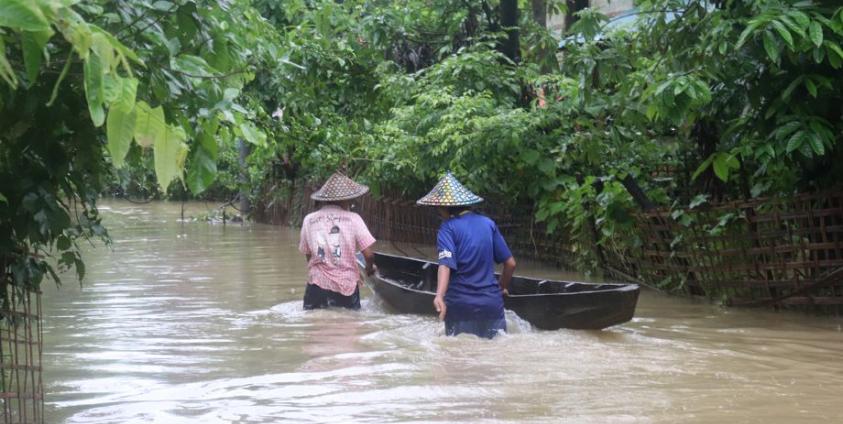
left=437, top=212, right=513, bottom=320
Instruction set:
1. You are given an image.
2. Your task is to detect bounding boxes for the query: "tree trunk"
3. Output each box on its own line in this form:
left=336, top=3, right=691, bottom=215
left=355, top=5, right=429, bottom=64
left=564, top=0, right=589, bottom=32
left=531, top=0, right=546, bottom=28
left=238, top=139, right=252, bottom=218
left=500, top=0, right=520, bottom=63
left=531, top=0, right=556, bottom=75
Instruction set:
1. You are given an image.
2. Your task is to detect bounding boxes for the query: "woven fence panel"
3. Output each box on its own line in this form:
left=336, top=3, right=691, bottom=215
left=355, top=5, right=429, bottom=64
left=633, top=191, right=843, bottom=307
left=0, top=287, right=44, bottom=424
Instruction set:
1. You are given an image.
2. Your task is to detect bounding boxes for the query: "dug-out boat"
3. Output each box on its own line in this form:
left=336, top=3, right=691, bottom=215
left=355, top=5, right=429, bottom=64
left=357, top=252, right=639, bottom=330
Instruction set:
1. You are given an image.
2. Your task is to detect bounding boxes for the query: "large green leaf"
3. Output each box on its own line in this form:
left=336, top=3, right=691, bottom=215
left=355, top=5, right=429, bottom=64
left=824, top=40, right=843, bottom=68
left=712, top=153, right=739, bottom=182
left=63, top=16, right=93, bottom=59
left=0, top=0, right=50, bottom=32
left=83, top=53, right=105, bottom=126
left=172, top=54, right=215, bottom=77
left=91, top=32, right=115, bottom=70
left=771, top=20, right=794, bottom=49
left=786, top=130, right=804, bottom=153
left=186, top=146, right=218, bottom=194
left=691, top=155, right=714, bottom=181
left=809, top=21, right=824, bottom=47
left=154, top=125, right=189, bottom=191
left=107, top=105, right=136, bottom=166
left=736, top=19, right=764, bottom=48
left=772, top=120, right=801, bottom=141
left=21, top=30, right=52, bottom=83
left=237, top=121, right=267, bottom=146
left=118, top=77, right=139, bottom=105
left=91, top=25, right=143, bottom=67
left=712, top=158, right=729, bottom=182
left=106, top=78, right=138, bottom=167
left=805, top=78, right=818, bottom=97
left=789, top=10, right=810, bottom=29
left=807, top=133, right=825, bottom=156
left=762, top=30, right=779, bottom=63
left=134, top=101, right=165, bottom=147
left=176, top=4, right=199, bottom=44
left=198, top=126, right=219, bottom=160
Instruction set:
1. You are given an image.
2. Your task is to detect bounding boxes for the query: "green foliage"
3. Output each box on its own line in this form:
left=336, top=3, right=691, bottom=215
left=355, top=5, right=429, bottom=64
left=632, top=0, right=843, bottom=194
left=244, top=0, right=843, bottom=291
left=4, top=0, right=842, bottom=299
left=247, top=0, right=551, bottom=198
left=551, top=0, right=843, bottom=284
left=1, top=0, right=275, bottom=293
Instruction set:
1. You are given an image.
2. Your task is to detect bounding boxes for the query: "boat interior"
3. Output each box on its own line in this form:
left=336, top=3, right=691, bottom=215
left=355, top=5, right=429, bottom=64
left=374, top=254, right=439, bottom=292
left=371, top=253, right=627, bottom=295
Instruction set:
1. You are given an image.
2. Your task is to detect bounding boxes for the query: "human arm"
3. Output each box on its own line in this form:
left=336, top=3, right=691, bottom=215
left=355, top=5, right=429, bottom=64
left=433, top=225, right=456, bottom=321
left=362, top=246, right=376, bottom=276
left=499, top=256, right=516, bottom=295
left=353, top=214, right=376, bottom=276
left=299, top=219, right=311, bottom=261
left=491, top=221, right=514, bottom=295
left=433, top=265, right=450, bottom=321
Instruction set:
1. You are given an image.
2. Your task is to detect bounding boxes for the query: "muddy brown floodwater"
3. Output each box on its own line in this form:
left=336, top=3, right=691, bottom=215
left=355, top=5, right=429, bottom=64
left=42, top=201, right=843, bottom=423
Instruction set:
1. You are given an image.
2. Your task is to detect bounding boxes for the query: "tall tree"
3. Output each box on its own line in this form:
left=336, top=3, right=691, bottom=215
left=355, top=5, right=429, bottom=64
left=532, top=0, right=547, bottom=28
left=500, top=0, right=521, bottom=62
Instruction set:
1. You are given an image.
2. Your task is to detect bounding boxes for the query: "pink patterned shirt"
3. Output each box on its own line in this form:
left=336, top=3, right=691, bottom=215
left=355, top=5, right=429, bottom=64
left=299, top=205, right=376, bottom=296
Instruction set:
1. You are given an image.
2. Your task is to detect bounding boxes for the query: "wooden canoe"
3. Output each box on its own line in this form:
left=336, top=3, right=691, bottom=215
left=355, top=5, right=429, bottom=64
left=357, top=252, right=640, bottom=330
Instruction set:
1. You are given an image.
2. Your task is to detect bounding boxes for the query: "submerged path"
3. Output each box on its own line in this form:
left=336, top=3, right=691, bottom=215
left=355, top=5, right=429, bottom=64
left=42, top=201, right=843, bottom=423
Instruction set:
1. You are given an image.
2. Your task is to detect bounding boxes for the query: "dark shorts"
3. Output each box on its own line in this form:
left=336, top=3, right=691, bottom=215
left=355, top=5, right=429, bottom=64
left=303, top=283, right=361, bottom=310
left=445, top=317, right=507, bottom=339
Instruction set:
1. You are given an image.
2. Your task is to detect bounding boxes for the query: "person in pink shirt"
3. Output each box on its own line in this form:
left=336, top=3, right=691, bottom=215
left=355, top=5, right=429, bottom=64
left=299, top=172, right=376, bottom=310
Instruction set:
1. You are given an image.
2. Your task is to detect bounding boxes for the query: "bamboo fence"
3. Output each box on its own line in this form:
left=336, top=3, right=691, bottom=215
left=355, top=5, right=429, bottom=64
left=633, top=191, right=843, bottom=310
left=0, top=286, right=44, bottom=424
left=255, top=179, right=843, bottom=311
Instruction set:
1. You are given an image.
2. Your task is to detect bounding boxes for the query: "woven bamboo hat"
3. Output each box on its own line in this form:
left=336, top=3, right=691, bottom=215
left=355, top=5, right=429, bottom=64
left=416, top=172, right=483, bottom=206
left=311, top=172, right=369, bottom=201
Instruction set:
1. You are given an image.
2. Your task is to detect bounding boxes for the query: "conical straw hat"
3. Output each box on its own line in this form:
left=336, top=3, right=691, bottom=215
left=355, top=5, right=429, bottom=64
left=416, top=172, right=483, bottom=206
left=311, top=172, right=369, bottom=201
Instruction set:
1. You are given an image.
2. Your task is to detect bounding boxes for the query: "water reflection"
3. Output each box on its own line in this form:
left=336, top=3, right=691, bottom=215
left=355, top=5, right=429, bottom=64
left=41, top=201, right=843, bottom=423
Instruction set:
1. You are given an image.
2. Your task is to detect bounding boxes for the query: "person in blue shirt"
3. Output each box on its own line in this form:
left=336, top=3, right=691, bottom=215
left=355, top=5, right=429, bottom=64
left=417, top=172, right=517, bottom=339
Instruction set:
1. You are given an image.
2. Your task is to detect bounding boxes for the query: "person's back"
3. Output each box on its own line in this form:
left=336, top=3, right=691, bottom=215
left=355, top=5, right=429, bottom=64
left=300, top=205, right=374, bottom=296
left=298, top=172, right=376, bottom=310
left=437, top=212, right=510, bottom=321
left=416, top=172, right=516, bottom=339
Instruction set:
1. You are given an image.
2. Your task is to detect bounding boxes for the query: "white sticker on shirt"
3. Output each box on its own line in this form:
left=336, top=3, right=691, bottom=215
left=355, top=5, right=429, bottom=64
left=317, top=224, right=344, bottom=264
left=439, top=250, right=453, bottom=260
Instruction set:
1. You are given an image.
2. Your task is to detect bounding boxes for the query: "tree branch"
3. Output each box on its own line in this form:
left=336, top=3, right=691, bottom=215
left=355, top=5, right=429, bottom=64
left=621, top=174, right=656, bottom=210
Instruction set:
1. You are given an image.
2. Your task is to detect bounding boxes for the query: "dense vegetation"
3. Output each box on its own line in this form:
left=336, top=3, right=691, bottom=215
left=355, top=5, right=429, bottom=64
left=2, top=0, right=842, bottom=295
left=0, top=0, right=273, bottom=294
left=246, top=0, right=843, bottom=274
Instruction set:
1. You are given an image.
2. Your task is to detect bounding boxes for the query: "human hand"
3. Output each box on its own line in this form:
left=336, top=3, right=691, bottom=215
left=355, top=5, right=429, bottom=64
left=366, top=264, right=377, bottom=276
left=502, top=288, right=509, bottom=297
left=433, top=295, right=446, bottom=321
